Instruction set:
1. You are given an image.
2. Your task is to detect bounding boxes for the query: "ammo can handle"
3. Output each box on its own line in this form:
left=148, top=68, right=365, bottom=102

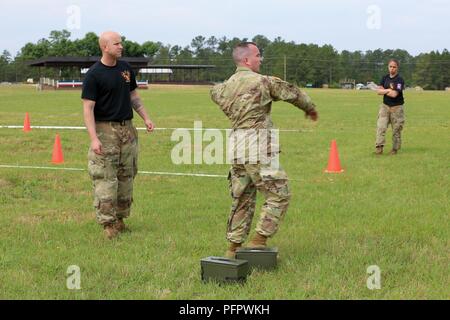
left=211, top=257, right=232, bottom=262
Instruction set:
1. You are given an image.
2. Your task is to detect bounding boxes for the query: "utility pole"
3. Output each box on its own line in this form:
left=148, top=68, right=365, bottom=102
left=329, top=65, right=332, bottom=85
left=283, top=55, right=287, bottom=81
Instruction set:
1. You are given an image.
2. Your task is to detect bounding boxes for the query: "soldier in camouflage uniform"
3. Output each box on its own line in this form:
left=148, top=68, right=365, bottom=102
left=375, top=59, right=406, bottom=155
left=82, top=31, right=154, bottom=239
left=210, top=42, right=318, bottom=258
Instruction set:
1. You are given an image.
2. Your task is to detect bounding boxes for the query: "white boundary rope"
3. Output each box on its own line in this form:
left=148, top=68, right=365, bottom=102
left=0, top=125, right=308, bottom=180
left=0, top=164, right=226, bottom=178
left=0, top=125, right=310, bottom=133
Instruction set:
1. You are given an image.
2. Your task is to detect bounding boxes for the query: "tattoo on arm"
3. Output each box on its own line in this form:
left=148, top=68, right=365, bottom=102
left=131, top=95, right=143, bottom=111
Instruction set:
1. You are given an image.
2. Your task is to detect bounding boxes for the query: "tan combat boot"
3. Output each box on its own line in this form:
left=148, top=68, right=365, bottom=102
left=104, top=223, right=119, bottom=239
left=247, top=233, right=268, bottom=249
left=224, top=242, right=242, bottom=259
left=375, top=146, right=383, bottom=155
left=115, top=218, right=128, bottom=233
left=390, top=149, right=398, bottom=155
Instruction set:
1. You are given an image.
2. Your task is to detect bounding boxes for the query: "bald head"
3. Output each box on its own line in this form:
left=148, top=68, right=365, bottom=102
left=98, top=31, right=123, bottom=60
left=99, top=31, right=121, bottom=50
left=232, top=42, right=262, bottom=73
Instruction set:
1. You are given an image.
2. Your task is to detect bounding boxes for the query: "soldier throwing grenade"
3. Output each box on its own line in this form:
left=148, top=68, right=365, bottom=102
left=210, top=42, right=318, bottom=258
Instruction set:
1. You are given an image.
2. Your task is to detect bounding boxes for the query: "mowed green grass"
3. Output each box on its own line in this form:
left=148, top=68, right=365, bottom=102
left=0, top=85, right=448, bottom=299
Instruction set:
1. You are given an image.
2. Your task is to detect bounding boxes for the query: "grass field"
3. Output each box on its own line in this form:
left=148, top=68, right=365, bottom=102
left=0, top=84, right=448, bottom=299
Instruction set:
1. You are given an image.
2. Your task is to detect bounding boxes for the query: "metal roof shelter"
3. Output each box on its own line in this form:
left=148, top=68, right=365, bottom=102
left=138, top=64, right=216, bottom=84
left=28, top=57, right=216, bottom=85
left=28, top=57, right=150, bottom=90
left=145, top=64, right=215, bottom=70
left=28, top=56, right=150, bottom=69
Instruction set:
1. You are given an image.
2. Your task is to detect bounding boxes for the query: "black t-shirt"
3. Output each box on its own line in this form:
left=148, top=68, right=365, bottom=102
left=379, top=74, right=405, bottom=106
left=82, top=60, right=138, bottom=121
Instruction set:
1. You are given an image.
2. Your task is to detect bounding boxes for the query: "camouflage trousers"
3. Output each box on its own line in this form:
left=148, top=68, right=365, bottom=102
left=226, top=161, right=291, bottom=243
left=87, top=120, right=138, bottom=226
left=376, top=104, right=405, bottom=151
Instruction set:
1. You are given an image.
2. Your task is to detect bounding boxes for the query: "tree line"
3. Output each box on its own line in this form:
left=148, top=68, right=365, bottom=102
left=1, top=30, right=449, bottom=90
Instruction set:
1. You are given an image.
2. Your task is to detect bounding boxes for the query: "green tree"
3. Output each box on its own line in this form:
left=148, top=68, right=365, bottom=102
left=252, top=35, right=271, bottom=54
left=121, top=37, right=144, bottom=57
left=73, top=32, right=101, bottom=56
left=1, top=50, right=12, bottom=64
left=48, top=30, right=75, bottom=56
left=0, top=50, right=12, bottom=81
left=191, top=35, right=206, bottom=57
left=142, top=41, right=160, bottom=58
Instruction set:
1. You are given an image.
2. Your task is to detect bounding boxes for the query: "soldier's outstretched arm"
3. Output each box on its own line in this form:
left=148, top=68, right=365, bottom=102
left=267, top=76, right=318, bottom=121
left=210, top=83, right=225, bottom=106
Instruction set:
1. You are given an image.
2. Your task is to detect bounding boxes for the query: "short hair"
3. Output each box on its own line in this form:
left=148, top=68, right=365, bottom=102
left=388, top=59, right=400, bottom=67
left=232, top=42, right=258, bottom=64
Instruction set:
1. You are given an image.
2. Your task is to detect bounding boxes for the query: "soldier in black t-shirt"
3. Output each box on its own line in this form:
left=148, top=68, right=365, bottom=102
left=82, top=31, right=155, bottom=239
left=375, top=59, right=406, bottom=155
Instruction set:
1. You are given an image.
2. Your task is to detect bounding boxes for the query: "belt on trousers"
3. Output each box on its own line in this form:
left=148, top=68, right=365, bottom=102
left=96, top=120, right=131, bottom=126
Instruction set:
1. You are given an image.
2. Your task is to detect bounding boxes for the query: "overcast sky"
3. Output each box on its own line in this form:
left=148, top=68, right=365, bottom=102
left=2, top=0, right=449, bottom=56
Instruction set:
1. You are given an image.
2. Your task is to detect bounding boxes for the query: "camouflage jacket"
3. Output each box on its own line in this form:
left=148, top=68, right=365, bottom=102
left=210, top=66, right=316, bottom=130
left=210, top=67, right=316, bottom=163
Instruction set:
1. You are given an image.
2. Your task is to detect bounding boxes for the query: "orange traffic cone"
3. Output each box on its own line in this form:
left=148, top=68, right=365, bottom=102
left=23, top=112, right=31, bottom=132
left=52, top=133, right=64, bottom=164
left=325, top=140, right=344, bottom=173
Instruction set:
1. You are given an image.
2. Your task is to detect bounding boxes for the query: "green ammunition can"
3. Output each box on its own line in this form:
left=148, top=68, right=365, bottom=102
left=200, top=256, right=249, bottom=283
left=235, top=247, right=278, bottom=270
